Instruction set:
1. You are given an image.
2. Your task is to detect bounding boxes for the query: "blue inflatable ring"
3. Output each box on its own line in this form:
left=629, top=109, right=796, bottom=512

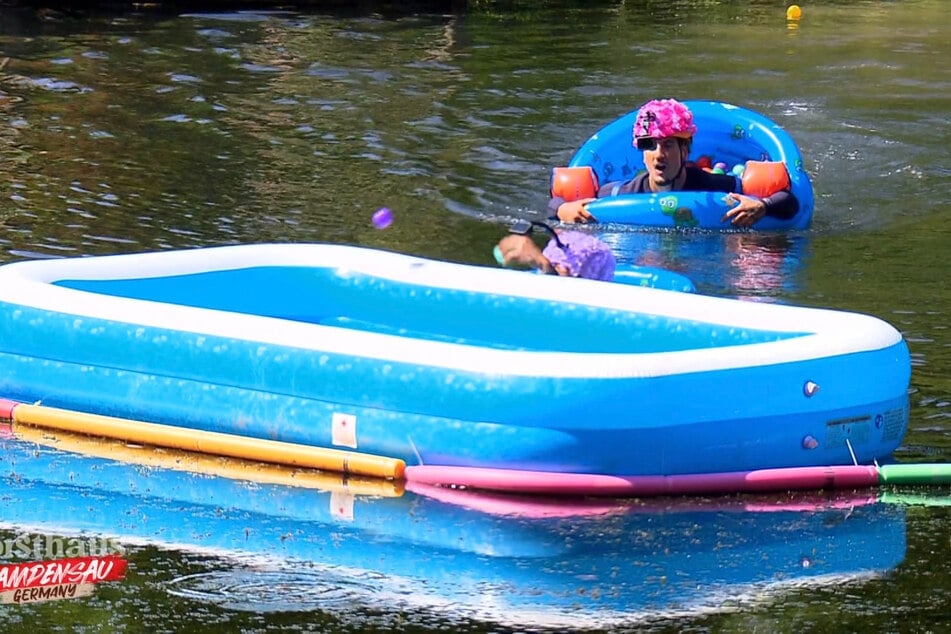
left=567, top=100, right=815, bottom=231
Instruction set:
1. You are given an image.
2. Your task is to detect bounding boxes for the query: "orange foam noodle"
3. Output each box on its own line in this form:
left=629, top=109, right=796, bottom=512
left=550, top=166, right=599, bottom=201
left=14, top=423, right=404, bottom=496
left=6, top=400, right=405, bottom=480
left=741, top=160, right=791, bottom=198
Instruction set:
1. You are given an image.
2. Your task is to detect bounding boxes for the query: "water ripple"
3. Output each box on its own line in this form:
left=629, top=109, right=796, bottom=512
left=166, top=567, right=416, bottom=614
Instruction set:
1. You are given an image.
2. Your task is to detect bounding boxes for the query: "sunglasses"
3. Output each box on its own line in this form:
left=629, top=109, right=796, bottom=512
left=509, top=219, right=566, bottom=250
left=635, top=137, right=659, bottom=151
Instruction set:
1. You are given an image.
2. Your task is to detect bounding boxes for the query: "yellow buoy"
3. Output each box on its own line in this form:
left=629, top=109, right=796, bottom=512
left=786, top=5, right=803, bottom=21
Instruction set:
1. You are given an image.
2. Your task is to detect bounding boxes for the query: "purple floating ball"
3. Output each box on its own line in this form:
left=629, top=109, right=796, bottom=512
left=714, top=161, right=728, bottom=170
left=371, top=207, right=393, bottom=229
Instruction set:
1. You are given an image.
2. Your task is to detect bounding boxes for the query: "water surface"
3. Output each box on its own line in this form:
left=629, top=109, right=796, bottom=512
left=0, top=1, right=948, bottom=631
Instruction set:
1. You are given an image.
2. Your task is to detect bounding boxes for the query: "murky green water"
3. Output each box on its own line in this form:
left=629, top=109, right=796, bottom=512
left=0, top=1, right=948, bottom=631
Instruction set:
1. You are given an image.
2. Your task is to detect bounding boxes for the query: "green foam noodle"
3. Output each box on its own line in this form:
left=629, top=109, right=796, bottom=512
left=878, top=463, right=951, bottom=486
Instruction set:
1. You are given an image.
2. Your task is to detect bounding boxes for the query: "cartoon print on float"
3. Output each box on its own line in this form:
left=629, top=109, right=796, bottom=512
left=659, top=195, right=699, bottom=228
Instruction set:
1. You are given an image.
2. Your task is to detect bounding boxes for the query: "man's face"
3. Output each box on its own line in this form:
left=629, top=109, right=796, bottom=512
left=642, top=137, right=685, bottom=187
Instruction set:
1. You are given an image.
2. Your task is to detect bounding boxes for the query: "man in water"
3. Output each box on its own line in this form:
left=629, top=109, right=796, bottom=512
left=549, top=98, right=798, bottom=228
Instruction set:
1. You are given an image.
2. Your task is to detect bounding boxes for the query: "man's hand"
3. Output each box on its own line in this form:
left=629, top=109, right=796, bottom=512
left=496, top=235, right=554, bottom=273
left=722, top=193, right=767, bottom=228
left=556, top=199, right=597, bottom=224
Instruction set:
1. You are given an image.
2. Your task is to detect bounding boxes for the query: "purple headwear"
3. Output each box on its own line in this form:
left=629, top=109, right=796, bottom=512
left=542, top=231, right=616, bottom=281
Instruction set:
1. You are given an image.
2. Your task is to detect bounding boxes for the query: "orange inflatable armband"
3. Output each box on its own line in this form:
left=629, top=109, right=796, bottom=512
left=550, top=166, right=599, bottom=201
left=741, top=161, right=791, bottom=198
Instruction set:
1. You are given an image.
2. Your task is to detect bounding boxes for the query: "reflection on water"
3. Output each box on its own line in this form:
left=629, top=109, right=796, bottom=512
left=0, top=431, right=919, bottom=631
left=601, top=229, right=811, bottom=299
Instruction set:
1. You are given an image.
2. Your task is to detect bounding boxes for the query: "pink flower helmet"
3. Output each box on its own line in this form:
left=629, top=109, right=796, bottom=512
left=633, top=98, right=697, bottom=148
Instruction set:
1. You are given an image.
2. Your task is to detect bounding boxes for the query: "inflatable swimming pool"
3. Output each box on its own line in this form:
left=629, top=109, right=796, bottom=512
left=0, top=243, right=909, bottom=491
left=562, top=100, right=815, bottom=230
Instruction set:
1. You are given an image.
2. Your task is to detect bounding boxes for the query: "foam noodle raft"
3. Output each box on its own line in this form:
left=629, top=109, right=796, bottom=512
left=571, top=100, right=815, bottom=230
left=0, top=243, right=909, bottom=494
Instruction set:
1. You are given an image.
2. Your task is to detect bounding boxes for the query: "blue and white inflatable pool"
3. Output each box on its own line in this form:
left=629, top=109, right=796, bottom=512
left=0, top=243, right=908, bottom=487
left=567, top=100, right=815, bottom=230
